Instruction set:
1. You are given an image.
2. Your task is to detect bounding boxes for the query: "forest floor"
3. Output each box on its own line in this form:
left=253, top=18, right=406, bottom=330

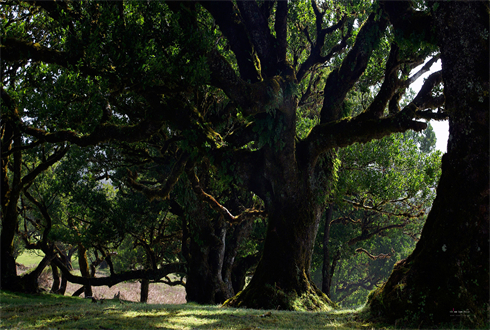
left=7, top=255, right=385, bottom=329
left=0, top=290, right=381, bottom=330
left=7, top=254, right=474, bottom=329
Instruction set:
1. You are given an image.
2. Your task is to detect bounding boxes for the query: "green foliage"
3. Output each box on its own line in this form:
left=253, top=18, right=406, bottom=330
left=312, top=127, right=442, bottom=307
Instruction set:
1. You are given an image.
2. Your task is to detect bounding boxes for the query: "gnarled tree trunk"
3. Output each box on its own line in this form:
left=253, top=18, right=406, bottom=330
left=185, top=198, right=255, bottom=305
left=226, top=193, right=333, bottom=310
left=224, top=106, right=336, bottom=310
left=368, top=2, right=489, bottom=327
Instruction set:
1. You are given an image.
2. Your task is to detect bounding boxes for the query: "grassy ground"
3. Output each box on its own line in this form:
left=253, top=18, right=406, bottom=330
left=0, top=290, right=386, bottom=330
left=15, top=251, right=46, bottom=268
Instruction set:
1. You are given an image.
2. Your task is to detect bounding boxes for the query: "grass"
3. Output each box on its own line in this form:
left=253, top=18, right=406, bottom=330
left=15, top=251, right=46, bottom=268
left=0, top=290, right=388, bottom=329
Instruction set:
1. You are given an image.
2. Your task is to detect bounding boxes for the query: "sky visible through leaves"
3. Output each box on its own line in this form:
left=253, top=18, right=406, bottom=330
left=410, top=60, right=448, bottom=152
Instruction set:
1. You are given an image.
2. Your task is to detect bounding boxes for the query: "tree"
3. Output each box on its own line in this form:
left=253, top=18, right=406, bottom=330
left=2, top=1, right=447, bottom=309
left=1, top=0, right=204, bottom=291
left=315, top=127, right=441, bottom=302
left=125, top=139, right=264, bottom=304
left=367, top=1, right=489, bottom=327
left=205, top=1, right=444, bottom=309
left=1, top=89, right=68, bottom=291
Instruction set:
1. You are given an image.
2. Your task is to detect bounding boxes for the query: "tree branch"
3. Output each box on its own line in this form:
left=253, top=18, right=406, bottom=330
left=320, top=11, right=388, bottom=123
left=207, top=50, right=276, bottom=116
left=52, top=256, right=186, bottom=288
left=20, top=146, right=69, bottom=189
left=297, top=2, right=349, bottom=81
left=275, top=1, right=288, bottom=64
left=236, top=0, right=277, bottom=77
left=126, top=152, right=190, bottom=201
left=302, top=68, right=444, bottom=163
left=343, top=197, right=425, bottom=218
left=200, top=1, right=260, bottom=83
left=355, top=247, right=393, bottom=260
left=187, top=168, right=266, bottom=224
left=348, top=224, right=406, bottom=246
left=1, top=37, right=99, bottom=76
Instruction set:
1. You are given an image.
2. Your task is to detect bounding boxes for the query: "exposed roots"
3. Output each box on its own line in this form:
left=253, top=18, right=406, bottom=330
left=223, top=281, right=336, bottom=311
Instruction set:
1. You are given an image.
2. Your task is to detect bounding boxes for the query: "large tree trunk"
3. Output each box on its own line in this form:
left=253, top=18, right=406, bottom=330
left=225, top=193, right=334, bottom=310
left=223, top=95, right=336, bottom=310
left=368, top=2, right=489, bottom=327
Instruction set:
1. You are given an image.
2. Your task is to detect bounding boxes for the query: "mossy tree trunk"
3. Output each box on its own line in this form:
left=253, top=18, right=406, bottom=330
left=225, top=191, right=333, bottom=310
left=368, top=1, right=489, bottom=327
left=223, top=98, right=337, bottom=310
left=209, top=1, right=440, bottom=310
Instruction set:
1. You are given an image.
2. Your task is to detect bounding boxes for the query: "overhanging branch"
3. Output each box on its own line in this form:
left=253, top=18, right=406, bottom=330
left=52, top=257, right=186, bottom=288
left=355, top=247, right=393, bottom=260
left=126, top=152, right=190, bottom=201
left=187, top=168, right=266, bottom=224
left=303, top=69, right=444, bottom=162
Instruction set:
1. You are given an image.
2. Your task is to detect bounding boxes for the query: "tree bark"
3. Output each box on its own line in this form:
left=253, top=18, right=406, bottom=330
left=185, top=204, right=231, bottom=304
left=51, top=263, right=61, bottom=293
left=321, top=206, right=334, bottom=298
left=368, top=2, right=489, bottom=327
left=225, top=192, right=333, bottom=310
left=78, top=244, right=93, bottom=297
left=140, top=279, right=149, bottom=303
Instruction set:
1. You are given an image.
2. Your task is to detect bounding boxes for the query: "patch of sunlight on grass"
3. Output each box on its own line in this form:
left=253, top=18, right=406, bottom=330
left=168, top=316, right=218, bottom=328
left=122, top=310, right=170, bottom=318
left=15, top=250, right=45, bottom=267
